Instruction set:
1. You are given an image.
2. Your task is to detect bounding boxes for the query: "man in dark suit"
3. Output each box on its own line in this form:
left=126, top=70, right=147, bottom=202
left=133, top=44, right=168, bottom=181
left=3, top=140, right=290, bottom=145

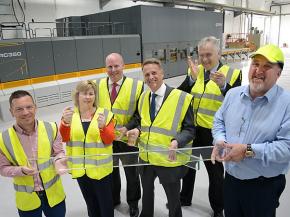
left=178, top=36, right=242, bottom=217
left=126, top=58, right=195, bottom=217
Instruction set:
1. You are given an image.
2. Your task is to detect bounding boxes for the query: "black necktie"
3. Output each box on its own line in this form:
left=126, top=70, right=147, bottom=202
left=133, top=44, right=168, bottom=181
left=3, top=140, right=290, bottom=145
left=150, top=93, right=157, bottom=121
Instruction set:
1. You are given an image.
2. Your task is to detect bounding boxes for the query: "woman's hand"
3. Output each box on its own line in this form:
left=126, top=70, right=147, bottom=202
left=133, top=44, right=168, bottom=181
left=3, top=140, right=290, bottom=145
left=62, top=106, right=74, bottom=125
left=97, top=113, right=106, bottom=129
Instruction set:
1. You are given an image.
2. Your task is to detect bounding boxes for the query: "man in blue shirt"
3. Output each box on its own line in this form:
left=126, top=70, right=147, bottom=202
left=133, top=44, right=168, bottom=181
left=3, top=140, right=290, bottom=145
left=211, top=44, right=290, bottom=217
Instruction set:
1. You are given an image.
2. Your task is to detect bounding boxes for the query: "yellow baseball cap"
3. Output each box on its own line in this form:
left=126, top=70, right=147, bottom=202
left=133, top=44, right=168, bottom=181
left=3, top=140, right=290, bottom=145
left=250, top=44, right=284, bottom=64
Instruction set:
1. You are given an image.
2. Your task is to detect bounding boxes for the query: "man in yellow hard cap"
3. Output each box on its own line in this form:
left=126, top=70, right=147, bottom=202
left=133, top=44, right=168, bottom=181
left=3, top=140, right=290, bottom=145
left=211, top=44, right=290, bottom=217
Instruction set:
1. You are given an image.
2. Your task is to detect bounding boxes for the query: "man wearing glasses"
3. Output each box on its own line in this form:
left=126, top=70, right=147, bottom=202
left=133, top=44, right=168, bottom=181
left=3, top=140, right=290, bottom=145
left=178, top=36, right=242, bottom=217
left=96, top=53, right=143, bottom=217
left=0, top=90, right=66, bottom=217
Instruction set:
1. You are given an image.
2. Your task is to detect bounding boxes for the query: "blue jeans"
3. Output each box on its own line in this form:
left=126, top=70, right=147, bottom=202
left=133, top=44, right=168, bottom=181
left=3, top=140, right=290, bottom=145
left=18, top=191, right=66, bottom=217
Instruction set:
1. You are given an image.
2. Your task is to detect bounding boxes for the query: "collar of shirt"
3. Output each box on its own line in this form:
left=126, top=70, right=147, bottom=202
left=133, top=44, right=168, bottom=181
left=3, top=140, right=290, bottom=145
left=240, top=84, right=278, bottom=103
left=108, top=77, right=124, bottom=86
left=14, top=120, right=37, bottom=136
left=207, top=63, right=220, bottom=74
left=152, top=83, right=166, bottom=98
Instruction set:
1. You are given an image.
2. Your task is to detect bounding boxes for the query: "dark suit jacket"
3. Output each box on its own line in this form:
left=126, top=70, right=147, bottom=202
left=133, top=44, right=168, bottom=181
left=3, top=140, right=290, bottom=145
left=178, top=61, right=242, bottom=96
left=126, top=84, right=195, bottom=148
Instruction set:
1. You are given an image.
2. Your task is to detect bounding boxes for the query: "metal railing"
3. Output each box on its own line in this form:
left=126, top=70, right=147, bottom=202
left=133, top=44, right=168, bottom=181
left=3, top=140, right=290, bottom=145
left=0, top=21, right=127, bottom=40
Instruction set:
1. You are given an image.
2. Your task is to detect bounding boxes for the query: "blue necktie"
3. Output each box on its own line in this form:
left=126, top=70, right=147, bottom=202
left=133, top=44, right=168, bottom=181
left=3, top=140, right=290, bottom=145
left=150, top=93, right=157, bottom=122
left=204, top=70, right=210, bottom=81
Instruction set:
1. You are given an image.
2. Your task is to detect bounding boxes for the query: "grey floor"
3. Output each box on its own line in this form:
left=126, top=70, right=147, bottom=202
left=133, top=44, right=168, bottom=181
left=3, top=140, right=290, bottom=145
left=1, top=50, right=290, bottom=216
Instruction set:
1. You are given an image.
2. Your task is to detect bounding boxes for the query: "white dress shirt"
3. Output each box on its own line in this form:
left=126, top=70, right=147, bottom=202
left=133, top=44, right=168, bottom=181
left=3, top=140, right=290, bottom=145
left=108, top=77, right=124, bottom=95
left=150, top=83, right=166, bottom=117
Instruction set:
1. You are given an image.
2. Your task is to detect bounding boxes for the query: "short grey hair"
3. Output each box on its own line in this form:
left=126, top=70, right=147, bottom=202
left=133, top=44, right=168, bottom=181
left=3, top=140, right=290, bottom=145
left=198, top=36, right=220, bottom=54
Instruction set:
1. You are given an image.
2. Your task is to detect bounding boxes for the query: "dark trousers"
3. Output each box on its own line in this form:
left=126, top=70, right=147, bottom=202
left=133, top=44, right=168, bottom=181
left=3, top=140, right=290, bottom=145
left=224, top=173, right=286, bottom=217
left=180, top=126, right=224, bottom=212
left=77, top=174, right=114, bottom=217
left=139, top=164, right=187, bottom=217
left=112, top=141, right=141, bottom=207
left=18, top=192, right=66, bottom=217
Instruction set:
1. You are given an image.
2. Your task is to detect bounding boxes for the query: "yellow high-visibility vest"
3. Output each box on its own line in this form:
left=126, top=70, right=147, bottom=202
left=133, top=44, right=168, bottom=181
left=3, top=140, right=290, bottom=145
left=0, top=121, right=65, bottom=211
left=97, top=77, right=143, bottom=141
left=138, top=88, right=193, bottom=167
left=67, top=107, right=114, bottom=180
left=190, top=65, right=240, bottom=128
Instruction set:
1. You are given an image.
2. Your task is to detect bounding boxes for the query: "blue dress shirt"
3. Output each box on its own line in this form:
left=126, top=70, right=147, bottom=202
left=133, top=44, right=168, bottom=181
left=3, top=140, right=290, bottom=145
left=212, top=84, right=290, bottom=179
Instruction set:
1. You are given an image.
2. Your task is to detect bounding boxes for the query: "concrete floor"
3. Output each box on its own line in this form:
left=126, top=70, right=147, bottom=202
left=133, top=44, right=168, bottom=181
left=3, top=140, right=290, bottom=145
left=1, top=49, right=290, bottom=216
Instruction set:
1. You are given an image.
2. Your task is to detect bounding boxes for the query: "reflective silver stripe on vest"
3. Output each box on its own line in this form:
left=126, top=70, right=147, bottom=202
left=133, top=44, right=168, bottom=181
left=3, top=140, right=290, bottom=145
left=138, top=93, right=146, bottom=116
left=194, top=93, right=224, bottom=103
left=14, top=184, right=34, bottom=193
left=43, top=175, right=60, bottom=189
left=225, top=67, right=235, bottom=84
left=1, top=130, right=18, bottom=165
left=67, top=141, right=83, bottom=148
left=112, top=108, right=127, bottom=115
left=141, top=126, right=174, bottom=137
left=14, top=175, right=59, bottom=192
left=103, top=108, right=109, bottom=120
left=140, top=91, right=187, bottom=136
left=68, top=156, right=112, bottom=166
left=43, top=121, right=54, bottom=147
left=86, top=142, right=106, bottom=148
left=139, top=141, right=191, bottom=155
left=67, top=141, right=106, bottom=148
left=85, top=156, right=112, bottom=166
left=127, top=79, right=139, bottom=115
left=197, top=108, right=216, bottom=116
left=68, top=157, right=83, bottom=164
left=38, top=159, right=53, bottom=171
left=171, top=92, right=187, bottom=133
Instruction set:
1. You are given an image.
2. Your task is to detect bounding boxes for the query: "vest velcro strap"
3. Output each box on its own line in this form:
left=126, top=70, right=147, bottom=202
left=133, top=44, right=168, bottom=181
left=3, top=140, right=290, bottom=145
left=14, top=183, right=34, bottom=193
left=197, top=108, right=216, bottom=116
left=43, top=175, right=60, bottom=189
left=194, top=93, right=224, bottom=102
left=38, top=159, right=53, bottom=171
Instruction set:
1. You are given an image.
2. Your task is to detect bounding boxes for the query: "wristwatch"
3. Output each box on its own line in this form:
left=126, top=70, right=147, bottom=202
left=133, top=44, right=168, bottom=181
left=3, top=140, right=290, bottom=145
left=245, top=144, right=255, bottom=157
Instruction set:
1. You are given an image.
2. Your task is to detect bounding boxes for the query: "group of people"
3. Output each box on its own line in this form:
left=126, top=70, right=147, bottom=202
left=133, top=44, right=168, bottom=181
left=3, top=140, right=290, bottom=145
left=0, top=36, right=290, bottom=217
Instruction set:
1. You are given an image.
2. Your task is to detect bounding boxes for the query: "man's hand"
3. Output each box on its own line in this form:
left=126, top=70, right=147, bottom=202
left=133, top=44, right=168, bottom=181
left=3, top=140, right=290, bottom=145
left=211, top=140, right=228, bottom=164
left=187, top=56, right=199, bottom=80
left=97, top=113, right=106, bottom=129
left=62, top=106, right=74, bottom=125
left=210, top=71, right=226, bottom=88
left=116, top=127, right=128, bottom=140
left=21, top=166, right=38, bottom=176
left=168, top=140, right=178, bottom=161
left=126, top=128, right=140, bottom=146
left=223, top=143, right=247, bottom=162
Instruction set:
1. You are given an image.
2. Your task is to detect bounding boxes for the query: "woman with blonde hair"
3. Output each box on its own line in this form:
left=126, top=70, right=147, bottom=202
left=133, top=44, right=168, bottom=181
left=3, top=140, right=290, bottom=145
left=59, top=80, right=115, bottom=217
